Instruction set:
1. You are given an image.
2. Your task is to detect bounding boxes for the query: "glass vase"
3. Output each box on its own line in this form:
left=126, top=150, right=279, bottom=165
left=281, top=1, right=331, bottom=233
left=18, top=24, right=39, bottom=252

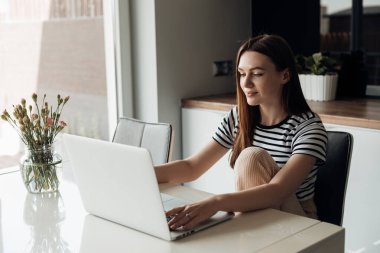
left=20, top=145, right=62, bottom=193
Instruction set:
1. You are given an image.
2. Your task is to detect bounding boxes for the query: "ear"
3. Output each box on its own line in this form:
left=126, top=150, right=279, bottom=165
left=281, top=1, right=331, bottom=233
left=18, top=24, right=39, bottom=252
left=281, top=68, right=290, bottom=84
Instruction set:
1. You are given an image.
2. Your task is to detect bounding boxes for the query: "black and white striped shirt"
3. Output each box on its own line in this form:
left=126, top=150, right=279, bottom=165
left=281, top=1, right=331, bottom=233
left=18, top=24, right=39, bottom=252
left=212, top=106, right=327, bottom=201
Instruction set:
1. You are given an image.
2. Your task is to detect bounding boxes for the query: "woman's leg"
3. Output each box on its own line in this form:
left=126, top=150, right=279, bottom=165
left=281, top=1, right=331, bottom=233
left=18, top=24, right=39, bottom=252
left=234, top=147, right=307, bottom=217
left=234, top=147, right=279, bottom=190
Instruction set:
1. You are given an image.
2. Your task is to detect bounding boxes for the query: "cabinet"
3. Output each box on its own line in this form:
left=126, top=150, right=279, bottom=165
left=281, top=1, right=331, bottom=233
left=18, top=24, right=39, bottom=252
left=182, top=108, right=234, bottom=193
left=182, top=107, right=380, bottom=253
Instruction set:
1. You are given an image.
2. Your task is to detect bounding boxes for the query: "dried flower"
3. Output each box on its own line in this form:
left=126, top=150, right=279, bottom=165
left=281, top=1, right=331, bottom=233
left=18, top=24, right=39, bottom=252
left=46, top=117, right=53, bottom=126
left=59, top=121, right=67, bottom=127
left=23, top=116, right=29, bottom=124
left=32, top=93, right=37, bottom=102
left=31, top=114, right=38, bottom=121
left=64, top=96, right=70, bottom=104
left=1, top=93, right=70, bottom=149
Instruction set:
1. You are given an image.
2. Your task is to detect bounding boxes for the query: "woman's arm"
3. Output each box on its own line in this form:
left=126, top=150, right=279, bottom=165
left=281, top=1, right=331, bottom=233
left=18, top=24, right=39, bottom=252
left=154, top=139, right=228, bottom=184
left=167, top=153, right=316, bottom=230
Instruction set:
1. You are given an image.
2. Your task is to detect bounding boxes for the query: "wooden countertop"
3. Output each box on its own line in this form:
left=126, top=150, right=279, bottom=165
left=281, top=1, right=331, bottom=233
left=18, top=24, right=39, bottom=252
left=182, top=93, right=380, bottom=130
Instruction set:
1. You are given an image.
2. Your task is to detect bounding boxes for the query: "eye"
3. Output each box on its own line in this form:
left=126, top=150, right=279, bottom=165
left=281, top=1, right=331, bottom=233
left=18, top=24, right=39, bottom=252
left=252, top=72, right=263, bottom=77
left=239, top=72, right=246, bottom=77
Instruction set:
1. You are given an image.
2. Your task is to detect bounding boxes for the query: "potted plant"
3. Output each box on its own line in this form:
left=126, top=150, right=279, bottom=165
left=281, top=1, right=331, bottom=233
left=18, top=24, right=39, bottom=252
left=296, top=52, right=338, bottom=101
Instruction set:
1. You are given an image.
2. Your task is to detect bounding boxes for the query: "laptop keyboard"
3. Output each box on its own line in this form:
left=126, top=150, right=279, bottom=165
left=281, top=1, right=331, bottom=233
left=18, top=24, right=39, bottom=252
left=160, top=193, right=187, bottom=211
left=161, top=193, right=175, bottom=202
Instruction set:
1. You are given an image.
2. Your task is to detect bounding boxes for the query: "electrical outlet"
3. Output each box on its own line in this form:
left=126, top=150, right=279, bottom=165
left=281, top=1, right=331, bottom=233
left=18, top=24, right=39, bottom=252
left=212, top=60, right=233, bottom=76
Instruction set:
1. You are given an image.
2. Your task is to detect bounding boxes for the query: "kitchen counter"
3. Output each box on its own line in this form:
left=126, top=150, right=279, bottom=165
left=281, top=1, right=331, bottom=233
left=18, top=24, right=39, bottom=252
left=181, top=93, right=380, bottom=130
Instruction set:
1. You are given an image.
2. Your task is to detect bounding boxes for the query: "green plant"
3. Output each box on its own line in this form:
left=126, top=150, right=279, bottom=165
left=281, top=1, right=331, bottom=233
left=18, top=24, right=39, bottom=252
left=296, top=52, right=337, bottom=75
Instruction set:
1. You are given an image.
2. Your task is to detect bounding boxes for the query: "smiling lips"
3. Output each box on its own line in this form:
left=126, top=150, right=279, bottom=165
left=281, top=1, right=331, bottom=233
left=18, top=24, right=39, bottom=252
left=246, top=91, right=258, bottom=97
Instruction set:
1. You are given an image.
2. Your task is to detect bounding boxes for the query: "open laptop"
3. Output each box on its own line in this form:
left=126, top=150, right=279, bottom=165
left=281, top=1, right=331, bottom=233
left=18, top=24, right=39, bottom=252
left=62, top=134, right=234, bottom=241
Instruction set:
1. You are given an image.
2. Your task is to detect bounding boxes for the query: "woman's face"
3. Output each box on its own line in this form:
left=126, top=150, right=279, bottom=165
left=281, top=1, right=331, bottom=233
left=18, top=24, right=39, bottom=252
left=238, top=51, right=289, bottom=107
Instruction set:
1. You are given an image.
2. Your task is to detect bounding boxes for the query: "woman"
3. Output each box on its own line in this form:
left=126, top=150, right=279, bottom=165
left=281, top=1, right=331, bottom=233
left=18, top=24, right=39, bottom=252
left=155, top=34, right=327, bottom=231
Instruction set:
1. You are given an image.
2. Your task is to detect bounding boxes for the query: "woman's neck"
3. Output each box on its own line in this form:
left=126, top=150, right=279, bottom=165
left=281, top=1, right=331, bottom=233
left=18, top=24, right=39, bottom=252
left=259, top=106, right=288, bottom=126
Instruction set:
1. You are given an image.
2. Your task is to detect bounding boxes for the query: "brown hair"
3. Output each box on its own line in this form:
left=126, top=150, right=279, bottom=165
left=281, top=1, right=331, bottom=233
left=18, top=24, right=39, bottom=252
left=229, top=34, right=311, bottom=168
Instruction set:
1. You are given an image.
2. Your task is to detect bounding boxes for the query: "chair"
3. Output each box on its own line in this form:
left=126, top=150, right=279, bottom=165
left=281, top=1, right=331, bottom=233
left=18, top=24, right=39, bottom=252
left=112, top=117, right=173, bottom=165
left=314, top=131, right=353, bottom=226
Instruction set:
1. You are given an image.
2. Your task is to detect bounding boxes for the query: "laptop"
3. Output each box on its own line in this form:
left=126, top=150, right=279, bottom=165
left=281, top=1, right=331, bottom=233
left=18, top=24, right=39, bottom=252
left=62, top=134, right=234, bottom=241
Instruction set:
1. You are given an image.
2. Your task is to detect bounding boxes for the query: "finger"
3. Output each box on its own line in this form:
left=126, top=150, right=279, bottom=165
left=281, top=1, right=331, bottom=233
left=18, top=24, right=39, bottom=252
left=169, top=210, right=195, bottom=229
left=165, top=206, right=185, bottom=217
left=182, top=219, right=197, bottom=230
left=167, top=206, right=189, bottom=226
left=168, top=210, right=188, bottom=227
left=182, top=210, right=217, bottom=230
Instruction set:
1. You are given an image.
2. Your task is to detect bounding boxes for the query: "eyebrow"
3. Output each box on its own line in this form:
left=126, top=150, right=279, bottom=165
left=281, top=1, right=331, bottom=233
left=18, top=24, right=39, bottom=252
left=237, top=66, right=265, bottom=71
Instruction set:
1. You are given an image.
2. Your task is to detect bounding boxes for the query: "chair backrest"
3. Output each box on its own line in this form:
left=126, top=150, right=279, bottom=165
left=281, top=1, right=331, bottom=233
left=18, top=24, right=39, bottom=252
left=112, top=117, right=173, bottom=165
left=314, top=131, right=353, bottom=226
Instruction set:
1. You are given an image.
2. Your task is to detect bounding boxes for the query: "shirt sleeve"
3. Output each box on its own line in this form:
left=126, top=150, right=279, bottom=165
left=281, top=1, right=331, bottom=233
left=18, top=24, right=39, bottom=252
left=212, top=107, right=238, bottom=149
left=292, top=116, right=328, bottom=165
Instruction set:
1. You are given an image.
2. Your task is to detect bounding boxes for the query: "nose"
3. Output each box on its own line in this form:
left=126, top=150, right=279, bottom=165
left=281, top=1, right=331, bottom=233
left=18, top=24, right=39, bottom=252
left=241, top=75, right=253, bottom=88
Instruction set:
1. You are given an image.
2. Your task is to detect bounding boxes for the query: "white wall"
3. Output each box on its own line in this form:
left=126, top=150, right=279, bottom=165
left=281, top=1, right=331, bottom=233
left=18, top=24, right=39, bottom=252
left=130, top=0, right=159, bottom=121
left=129, top=0, right=251, bottom=160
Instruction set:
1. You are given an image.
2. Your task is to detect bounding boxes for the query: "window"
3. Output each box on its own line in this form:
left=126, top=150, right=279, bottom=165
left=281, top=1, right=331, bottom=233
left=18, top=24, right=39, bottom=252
left=321, top=0, right=380, bottom=96
left=0, top=0, right=111, bottom=170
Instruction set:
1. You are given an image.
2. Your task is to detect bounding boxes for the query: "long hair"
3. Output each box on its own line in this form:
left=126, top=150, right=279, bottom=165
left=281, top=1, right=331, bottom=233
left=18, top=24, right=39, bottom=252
left=229, top=34, right=311, bottom=168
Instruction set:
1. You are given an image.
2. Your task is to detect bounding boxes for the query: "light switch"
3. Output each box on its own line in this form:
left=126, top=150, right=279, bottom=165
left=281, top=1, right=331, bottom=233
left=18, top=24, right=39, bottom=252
left=213, top=61, right=233, bottom=76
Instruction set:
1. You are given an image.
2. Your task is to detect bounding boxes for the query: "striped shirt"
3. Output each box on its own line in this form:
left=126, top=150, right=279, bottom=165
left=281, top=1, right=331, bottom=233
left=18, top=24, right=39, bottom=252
left=212, top=106, right=327, bottom=201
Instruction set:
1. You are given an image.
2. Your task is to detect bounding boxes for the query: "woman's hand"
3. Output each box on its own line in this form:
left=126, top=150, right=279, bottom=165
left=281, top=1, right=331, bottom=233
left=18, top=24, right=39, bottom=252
left=166, top=196, right=218, bottom=230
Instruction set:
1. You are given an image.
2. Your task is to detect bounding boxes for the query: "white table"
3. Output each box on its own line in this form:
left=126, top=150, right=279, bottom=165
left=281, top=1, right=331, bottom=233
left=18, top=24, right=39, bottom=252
left=0, top=167, right=344, bottom=253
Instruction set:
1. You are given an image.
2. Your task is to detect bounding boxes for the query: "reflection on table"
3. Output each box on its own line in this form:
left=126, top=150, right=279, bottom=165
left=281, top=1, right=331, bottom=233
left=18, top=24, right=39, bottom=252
left=23, top=192, right=69, bottom=252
